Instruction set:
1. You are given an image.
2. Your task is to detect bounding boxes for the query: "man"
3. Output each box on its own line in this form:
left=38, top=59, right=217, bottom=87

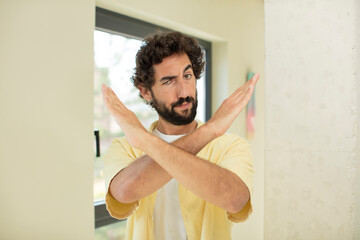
left=102, top=31, right=259, bottom=240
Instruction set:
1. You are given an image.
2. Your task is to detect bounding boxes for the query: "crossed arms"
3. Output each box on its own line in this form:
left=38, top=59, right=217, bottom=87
left=102, top=73, right=259, bottom=213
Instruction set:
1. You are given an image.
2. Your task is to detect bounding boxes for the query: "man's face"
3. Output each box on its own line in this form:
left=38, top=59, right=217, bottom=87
left=150, top=90, right=197, bottom=125
left=148, top=53, right=197, bottom=125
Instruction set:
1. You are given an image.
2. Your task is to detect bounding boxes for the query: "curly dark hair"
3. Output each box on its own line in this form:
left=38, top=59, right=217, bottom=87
left=131, top=31, right=205, bottom=98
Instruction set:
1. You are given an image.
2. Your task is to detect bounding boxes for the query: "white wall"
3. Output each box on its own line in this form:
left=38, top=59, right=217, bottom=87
left=264, top=0, right=359, bottom=239
left=0, top=1, right=94, bottom=239
left=96, top=0, right=265, bottom=239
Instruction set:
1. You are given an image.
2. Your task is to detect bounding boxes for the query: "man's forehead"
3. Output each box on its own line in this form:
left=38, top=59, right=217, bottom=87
left=153, top=53, right=192, bottom=75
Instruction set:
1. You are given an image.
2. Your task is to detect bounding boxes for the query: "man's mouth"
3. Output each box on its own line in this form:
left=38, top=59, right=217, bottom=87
left=175, top=102, right=191, bottom=109
left=172, top=96, right=194, bottom=108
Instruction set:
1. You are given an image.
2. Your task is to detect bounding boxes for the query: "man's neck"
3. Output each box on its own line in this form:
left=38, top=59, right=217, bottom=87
left=156, top=118, right=198, bottom=135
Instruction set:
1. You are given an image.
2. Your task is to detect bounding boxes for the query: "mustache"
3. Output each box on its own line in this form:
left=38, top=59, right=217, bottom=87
left=171, top=96, right=195, bottom=108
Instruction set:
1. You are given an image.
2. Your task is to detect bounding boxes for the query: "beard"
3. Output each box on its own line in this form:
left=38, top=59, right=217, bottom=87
left=149, top=91, right=198, bottom=126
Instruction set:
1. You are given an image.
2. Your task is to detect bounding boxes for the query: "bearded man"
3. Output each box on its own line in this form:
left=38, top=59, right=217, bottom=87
left=102, top=31, right=259, bottom=240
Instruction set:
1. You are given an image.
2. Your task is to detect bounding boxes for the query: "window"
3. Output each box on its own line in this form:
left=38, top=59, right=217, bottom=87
left=94, top=7, right=212, bottom=239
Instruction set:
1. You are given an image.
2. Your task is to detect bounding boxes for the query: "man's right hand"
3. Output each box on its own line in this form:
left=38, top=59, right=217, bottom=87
left=206, top=73, right=259, bottom=137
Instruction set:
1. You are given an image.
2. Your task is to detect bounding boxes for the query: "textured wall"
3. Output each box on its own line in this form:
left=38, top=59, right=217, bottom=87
left=264, top=0, right=358, bottom=239
left=354, top=0, right=360, bottom=239
left=0, top=1, right=94, bottom=239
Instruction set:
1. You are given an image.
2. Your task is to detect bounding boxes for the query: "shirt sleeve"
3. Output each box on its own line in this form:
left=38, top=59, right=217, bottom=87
left=103, top=137, right=143, bottom=219
left=219, top=135, right=254, bottom=223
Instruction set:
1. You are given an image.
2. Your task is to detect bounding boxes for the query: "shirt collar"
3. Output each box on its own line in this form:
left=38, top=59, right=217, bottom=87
left=148, top=120, right=204, bottom=133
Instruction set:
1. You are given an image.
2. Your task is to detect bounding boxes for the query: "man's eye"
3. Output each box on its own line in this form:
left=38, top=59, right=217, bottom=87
left=184, top=74, right=192, bottom=79
left=162, top=80, right=172, bottom=85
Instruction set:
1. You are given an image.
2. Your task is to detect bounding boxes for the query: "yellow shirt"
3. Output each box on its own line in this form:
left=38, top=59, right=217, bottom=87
left=104, top=121, right=254, bottom=240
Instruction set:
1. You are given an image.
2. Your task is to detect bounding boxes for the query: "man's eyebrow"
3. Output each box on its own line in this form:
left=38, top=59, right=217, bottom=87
left=160, top=75, right=178, bottom=82
left=183, top=64, right=192, bottom=73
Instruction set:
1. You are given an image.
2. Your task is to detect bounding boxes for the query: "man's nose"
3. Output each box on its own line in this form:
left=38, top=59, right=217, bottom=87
left=176, top=79, right=190, bottom=98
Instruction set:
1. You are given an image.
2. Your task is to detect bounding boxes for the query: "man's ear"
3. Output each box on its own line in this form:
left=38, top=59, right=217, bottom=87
left=138, top=84, right=152, bottom=102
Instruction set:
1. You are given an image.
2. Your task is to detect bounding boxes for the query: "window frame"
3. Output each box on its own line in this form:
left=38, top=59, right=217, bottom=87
left=94, top=6, right=212, bottom=229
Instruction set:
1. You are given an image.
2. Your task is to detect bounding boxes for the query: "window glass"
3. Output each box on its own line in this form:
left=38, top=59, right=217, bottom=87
left=94, top=30, right=157, bottom=202
left=95, top=220, right=127, bottom=240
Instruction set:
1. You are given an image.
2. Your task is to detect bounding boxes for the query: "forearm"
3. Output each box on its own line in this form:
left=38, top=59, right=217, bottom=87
left=141, top=132, right=250, bottom=213
left=109, top=154, right=170, bottom=203
left=110, top=123, right=218, bottom=203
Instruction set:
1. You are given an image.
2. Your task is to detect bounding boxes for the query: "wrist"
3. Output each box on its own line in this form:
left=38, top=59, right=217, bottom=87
left=137, top=131, right=156, bottom=151
left=202, top=120, right=220, bottom=139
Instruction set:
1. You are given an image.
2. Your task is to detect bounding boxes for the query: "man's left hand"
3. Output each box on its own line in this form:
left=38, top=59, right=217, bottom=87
left=102, top=84, right=148, bottom=149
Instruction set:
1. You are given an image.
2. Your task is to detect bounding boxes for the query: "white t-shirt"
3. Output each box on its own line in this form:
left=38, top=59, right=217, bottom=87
left=152, top=128, right=187, bottom=240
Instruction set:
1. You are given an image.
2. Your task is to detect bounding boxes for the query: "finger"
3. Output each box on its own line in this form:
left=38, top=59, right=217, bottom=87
left=102, top=84, right=122, bottom=105
left=237, top=73, right=259, bottom=97
left=106, top=86, right=130, bottom=114
left=242, top=85, right=255, bottom=106
left=231, top=84, right=247, bottom=99
left=102, top=84, right=113, bottom=97
left=101, top=84, right=107, bottom=95
left=250, top=73, right=260, bottom=85
left=242, top=73, right=259, bottom=91
left=102, top=85, right=119, bottom=111
left=102, top=84, right=111, bottom=103
left=232, top=74, right=256, bottom=97
left=107, top=86, right=119, bottom=102
left=103, top=84, right=116, bottom=99
left=110, top=90, right=127, bottom=110
left=232, top=84, right=254, bottom=107
left=234, top=84, right=250, bottom=98
left=247, top=73, right=259, bottom=97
